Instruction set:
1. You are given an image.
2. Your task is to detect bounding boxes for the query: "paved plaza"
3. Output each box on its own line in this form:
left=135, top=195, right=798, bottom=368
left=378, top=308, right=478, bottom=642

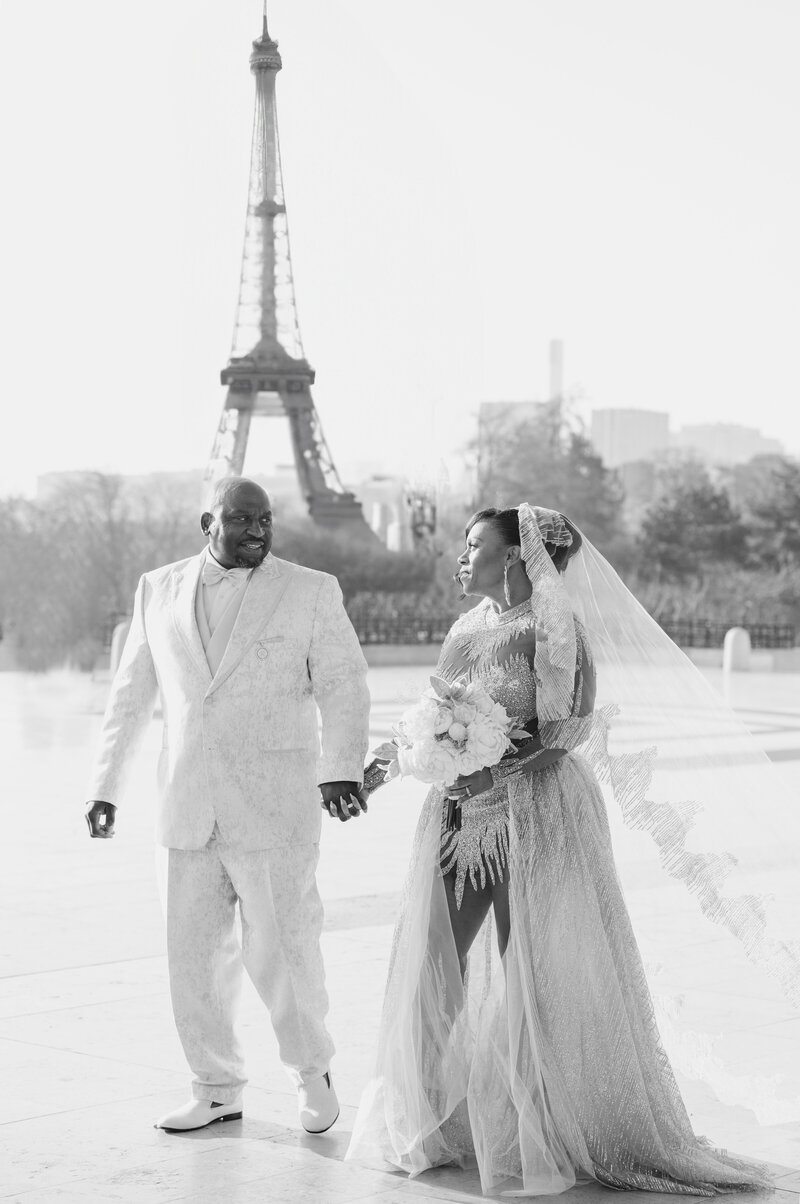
left=2, top=664, right=800, bottom=1202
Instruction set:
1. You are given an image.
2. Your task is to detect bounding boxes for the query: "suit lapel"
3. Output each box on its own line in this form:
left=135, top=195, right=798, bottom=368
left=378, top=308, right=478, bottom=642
left=171, top=554, right=212, bottom=683
left=207, top=555, right=290, bottom=694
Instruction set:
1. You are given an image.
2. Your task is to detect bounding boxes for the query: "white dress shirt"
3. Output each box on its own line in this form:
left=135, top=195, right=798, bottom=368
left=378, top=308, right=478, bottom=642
left=199, top=548, right=252, bottom=634
left=195, top=548, right=255, bottom=675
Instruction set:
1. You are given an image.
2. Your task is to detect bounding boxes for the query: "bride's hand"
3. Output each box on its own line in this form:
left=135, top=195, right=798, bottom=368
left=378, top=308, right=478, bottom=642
left=445, top=767, right=493, bottom=802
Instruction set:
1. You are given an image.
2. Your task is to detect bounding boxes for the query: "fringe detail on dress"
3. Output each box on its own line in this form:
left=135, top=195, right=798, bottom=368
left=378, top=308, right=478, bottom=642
left=440, top=788, right=510, bottom=909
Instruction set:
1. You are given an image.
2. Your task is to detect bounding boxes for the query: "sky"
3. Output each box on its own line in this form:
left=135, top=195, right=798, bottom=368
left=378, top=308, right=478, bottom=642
left=1, top=0, right=798, bottom=497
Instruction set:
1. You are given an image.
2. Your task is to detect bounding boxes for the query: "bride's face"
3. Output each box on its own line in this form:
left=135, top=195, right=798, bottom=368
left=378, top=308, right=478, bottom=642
left=456, top=520, right=507, bottom=598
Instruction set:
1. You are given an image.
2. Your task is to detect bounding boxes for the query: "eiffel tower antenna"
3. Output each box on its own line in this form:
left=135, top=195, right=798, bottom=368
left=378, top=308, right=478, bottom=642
left=207, top=8, right=373, bottom=534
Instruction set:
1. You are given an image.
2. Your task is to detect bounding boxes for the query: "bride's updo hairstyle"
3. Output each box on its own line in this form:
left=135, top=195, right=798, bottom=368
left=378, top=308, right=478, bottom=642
left=466, top=507, right=582, bottom=574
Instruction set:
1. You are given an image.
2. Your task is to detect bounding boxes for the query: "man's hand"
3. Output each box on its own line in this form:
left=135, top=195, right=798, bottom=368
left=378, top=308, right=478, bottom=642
left=85, top=801, right=117, bottom=838
left=319, top=781, right=368, bottom=822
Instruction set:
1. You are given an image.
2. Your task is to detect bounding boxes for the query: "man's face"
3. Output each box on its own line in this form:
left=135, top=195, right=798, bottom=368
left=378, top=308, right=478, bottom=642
left=202, top=483, right=273, bottom=568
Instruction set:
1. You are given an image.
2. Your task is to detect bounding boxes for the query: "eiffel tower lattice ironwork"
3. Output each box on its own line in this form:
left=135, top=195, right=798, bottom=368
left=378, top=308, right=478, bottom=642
left=207, top=9, right=371, bottom=533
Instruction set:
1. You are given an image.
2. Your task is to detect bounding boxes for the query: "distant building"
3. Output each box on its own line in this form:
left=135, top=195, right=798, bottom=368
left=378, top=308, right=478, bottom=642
left=590, top=409, right=670, bottom=469
left=672, top=423, right=784, bottom=466
left=358, top=476, right=407, bottom=548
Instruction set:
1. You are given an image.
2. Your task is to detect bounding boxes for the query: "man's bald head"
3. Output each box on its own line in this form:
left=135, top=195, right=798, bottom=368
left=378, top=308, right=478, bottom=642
left=201, top=477, right=273, bottom=569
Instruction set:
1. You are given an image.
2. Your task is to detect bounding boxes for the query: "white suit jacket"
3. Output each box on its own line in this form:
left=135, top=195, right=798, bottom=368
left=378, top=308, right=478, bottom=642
left=86, top=552, right=370, bottom=851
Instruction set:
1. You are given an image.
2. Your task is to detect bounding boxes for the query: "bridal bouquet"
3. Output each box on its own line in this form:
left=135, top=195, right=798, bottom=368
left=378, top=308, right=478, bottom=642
left=370, top=677, right=530, bottom=789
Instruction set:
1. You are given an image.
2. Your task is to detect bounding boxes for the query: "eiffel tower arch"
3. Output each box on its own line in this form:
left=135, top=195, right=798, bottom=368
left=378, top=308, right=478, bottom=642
left=207, top=9, right=373, bottom=536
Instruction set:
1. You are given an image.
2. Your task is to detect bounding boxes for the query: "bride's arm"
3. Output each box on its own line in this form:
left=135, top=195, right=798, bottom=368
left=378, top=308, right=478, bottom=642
left=362, top=756, right=393, bottom=796
left=484, top=631, right=599, bottom=790
left=447, top=732, right=567, bottom=801
left=490, top=735, right=567, bottom=787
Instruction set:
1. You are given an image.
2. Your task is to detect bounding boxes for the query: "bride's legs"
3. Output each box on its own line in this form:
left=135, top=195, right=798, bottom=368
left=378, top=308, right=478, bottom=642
left=443, top=870, right=493, bottom=978
left=442, top=866, right=512, bottom=974
left=491, top=876, right=510, bottom=959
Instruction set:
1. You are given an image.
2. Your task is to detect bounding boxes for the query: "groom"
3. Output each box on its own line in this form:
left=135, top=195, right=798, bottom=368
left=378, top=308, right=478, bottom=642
left=84, top=477, right=370, bottom=1133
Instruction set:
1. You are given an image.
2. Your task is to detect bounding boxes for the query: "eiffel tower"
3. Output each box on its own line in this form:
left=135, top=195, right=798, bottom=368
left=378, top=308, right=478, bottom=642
left=207, top=7, right=371, bottom=534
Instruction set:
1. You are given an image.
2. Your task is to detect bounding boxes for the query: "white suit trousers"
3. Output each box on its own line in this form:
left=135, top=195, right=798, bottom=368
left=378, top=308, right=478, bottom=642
left=163, top=828, right=334, bottom=1102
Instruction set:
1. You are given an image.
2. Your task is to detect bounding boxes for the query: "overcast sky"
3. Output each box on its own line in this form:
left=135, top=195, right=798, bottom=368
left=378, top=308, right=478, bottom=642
left=2, top=0, right=798, bottom=496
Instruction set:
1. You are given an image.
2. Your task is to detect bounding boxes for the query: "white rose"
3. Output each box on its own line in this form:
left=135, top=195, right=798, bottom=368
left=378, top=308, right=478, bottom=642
left=454, top=748, right=484, bottom=776
left=467, top=719, right=510, bottom=766
left=447, top=721, right=467, bottom=742
left=401, top=698, right=439, bottom=742
left=434, top=706, right=453, bottom=734
left=407, top=740, right=458, bottom=785
left=452, top=702, right=478, bottom=724
left=474, top=693, right=495, bottom=715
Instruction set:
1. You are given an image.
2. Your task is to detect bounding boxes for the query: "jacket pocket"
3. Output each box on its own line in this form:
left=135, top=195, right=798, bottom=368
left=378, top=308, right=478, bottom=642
left=254, top=636, right=285, bottom=661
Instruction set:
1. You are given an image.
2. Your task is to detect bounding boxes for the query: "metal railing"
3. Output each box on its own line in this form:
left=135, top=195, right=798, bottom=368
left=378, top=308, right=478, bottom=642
left=351, top=617, right=456, bottom=646
left=352, top=614, right=796, bottom=649
left=100, top=609, right=796, bottom=651
left=658, top=620, right=796, bottom=650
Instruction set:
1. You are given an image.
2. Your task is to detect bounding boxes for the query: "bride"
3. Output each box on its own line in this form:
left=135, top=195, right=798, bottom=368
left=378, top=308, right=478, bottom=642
left=346, top=503, right=799, bottom=1197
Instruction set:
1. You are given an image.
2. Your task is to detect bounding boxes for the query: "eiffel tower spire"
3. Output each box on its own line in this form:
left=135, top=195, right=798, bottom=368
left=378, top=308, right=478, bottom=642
left=207, top=8, right=372, bottom=535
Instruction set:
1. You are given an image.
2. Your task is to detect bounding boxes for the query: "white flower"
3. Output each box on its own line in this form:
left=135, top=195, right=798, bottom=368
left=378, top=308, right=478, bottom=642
left=395, top=679, right=514, bottom=788
left=401, top=698, right=439, bottom=742
left=490, top=701, right=512, bottom=729
left=434, top=706, right=453, bottom=735
left=467, top=718, right=510, bottom=766
left=454, top=747, right=484, bottom=776
left=401, top=739, right=458, bottom=785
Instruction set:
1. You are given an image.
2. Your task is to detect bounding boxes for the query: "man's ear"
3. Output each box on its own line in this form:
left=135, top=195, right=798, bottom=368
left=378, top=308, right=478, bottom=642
left=200, top=512, right=212, bottom=536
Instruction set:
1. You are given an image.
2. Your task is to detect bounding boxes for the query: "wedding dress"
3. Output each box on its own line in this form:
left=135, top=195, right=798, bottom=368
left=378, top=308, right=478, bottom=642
left=347, top=506, right=800, bottom=1197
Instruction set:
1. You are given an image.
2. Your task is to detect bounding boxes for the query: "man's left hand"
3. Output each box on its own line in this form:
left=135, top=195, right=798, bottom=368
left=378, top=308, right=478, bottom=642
left=444, top=767, right=493, bottom=803
left=320, top=781, right=368, bottom=822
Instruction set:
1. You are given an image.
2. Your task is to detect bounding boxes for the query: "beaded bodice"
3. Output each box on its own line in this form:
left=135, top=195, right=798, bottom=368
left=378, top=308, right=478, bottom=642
left=436, top=598, right=538, bottom=727
left=436, top=597, right=594, bottom=908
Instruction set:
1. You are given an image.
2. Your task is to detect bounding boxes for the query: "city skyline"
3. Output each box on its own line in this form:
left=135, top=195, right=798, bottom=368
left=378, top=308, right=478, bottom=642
left=589, top=406, right=785, bottom=469
left=2, top=0, right=798, bottom=497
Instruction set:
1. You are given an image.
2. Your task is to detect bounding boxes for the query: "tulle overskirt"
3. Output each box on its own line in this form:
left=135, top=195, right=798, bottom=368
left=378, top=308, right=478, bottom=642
left=347, top=754, right=771, bottom=1197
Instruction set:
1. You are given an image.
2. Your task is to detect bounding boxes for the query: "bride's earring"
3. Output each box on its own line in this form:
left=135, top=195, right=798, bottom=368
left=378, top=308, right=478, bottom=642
left=503, top=560, right=512, bottom=607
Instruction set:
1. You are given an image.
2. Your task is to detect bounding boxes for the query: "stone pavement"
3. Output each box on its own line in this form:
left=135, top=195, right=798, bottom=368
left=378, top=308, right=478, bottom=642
left=1, top=665, right=799, bottom=1202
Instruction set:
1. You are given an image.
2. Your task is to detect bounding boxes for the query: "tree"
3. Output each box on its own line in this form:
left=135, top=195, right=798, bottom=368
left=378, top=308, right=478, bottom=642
left=0, top=475, right=433, bottom=670
left=475, top=401, right=625, bottom=551
left=273, top=521, right=433, bottom=601
left=0, top=474, right=202, bottom=670
left=731, top=456, right=800, bottom=570
left=637, top=464, right=749, bottom=584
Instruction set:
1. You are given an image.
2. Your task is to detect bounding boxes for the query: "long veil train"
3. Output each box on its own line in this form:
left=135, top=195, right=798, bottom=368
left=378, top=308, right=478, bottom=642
left=348, top=509, right=800, bottom=1193
left=563, top=532, right=800, bottom=1131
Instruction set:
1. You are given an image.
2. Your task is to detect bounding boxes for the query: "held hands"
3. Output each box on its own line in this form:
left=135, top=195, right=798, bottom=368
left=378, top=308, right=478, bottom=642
left=319, top=781, right=369, bottom=822
left=85, top=801, right=117, bottom=838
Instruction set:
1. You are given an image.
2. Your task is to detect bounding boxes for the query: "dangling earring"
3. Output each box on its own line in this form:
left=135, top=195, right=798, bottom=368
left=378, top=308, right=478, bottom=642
left=503, top=560, right=512, bottom=607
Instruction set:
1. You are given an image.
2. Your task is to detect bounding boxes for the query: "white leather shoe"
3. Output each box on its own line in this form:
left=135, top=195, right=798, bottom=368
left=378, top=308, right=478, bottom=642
left=298, top=1072, right=339, bottom=1134
left=155, top=1096, right=243, bottom=1132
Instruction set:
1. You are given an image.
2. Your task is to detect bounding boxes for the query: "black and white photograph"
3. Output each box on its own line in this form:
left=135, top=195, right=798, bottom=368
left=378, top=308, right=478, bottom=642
left=1, top=1, right=799, bottom=1200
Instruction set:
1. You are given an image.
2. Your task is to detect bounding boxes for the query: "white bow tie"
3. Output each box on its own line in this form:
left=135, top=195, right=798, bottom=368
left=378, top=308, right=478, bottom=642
left=202, top=560, right=251, bottom=586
